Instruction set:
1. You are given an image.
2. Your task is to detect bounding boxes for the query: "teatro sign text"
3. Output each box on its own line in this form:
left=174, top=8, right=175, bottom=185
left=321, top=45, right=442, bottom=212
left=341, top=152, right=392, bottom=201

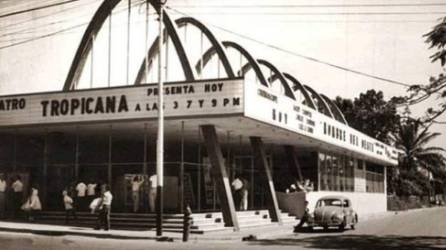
left=0, top=78, right=244, bottom=127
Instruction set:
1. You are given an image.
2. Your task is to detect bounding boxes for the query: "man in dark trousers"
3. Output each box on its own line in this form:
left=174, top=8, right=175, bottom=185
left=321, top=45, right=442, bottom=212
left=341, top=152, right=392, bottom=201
left=294, top=200, right=310, bottom=232
left=11, top=175, right=23, bottom=219
left=95, top=184, right=113, bottom=231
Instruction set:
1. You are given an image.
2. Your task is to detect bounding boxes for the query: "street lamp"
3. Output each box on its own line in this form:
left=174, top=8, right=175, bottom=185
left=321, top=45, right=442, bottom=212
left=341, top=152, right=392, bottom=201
left=156, top=0, right=167, bottom=237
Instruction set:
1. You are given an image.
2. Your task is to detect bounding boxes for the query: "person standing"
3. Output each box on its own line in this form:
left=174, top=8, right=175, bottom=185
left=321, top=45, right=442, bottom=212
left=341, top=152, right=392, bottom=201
left=22, top=186, right=41, bottom=222
left=62, top=190, right=77, bottom=224
left=87, top=181, right=97, bottom=206
left=95, top=184, right=112, bottom=231
left=148, top=174, right=157, bottom=213
left=0, top=175, right=6, bottom=219
left=11, top=175, right=23, bottom=219
left=131, top=176, right=144, bottom=213
left=231, top=175, right=243, bottom=211
left=294, top=200, right=310, bottom=232
left=75, top=181, right=87, bottom=211
left=240, top=177, right=249, bottom=211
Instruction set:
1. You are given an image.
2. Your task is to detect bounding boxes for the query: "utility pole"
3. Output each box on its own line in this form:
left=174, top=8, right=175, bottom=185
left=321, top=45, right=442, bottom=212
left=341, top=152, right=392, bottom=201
left=156, top=0, right=166, bottom=237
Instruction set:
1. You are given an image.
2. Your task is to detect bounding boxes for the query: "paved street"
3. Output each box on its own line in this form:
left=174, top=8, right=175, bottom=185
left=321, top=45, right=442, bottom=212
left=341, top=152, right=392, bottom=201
left=1, top=207, right=446, bottom=250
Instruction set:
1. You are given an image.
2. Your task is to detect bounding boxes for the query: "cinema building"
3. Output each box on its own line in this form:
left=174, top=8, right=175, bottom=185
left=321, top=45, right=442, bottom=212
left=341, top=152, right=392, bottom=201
left=0, top=0, right=398, bottom=232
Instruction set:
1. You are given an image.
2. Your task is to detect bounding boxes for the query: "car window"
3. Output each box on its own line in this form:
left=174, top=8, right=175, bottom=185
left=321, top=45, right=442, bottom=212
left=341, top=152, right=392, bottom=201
left=317, top=199, right=343, bottom=207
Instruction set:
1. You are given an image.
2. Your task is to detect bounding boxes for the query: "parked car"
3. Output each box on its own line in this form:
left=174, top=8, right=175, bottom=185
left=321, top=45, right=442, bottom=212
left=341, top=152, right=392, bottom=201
left=307, top=195, right=358, bottom=231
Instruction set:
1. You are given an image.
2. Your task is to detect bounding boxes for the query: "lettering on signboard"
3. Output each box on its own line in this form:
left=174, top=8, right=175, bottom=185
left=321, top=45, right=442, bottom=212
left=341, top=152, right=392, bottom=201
left=0, top=79, right=244, bottom=127
left=258, top=89, right=277, bottom=102
left=272, top=109, right=288, bottom=124
left=0, top=98, right=26, bottom=111
left=40, top=95, right=129, bottom=117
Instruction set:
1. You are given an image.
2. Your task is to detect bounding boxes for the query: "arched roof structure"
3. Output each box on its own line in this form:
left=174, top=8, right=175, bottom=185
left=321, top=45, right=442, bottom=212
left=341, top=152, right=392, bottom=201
left=320, top=94, right=348, bottom=125
left=63, top=0, right=121, bottom=91
left=282, top=73, right=316, bottom=110
left=257, top=59, right=295, bottom=100
left=303, top=85, right=334, bottom=118
left=64, top=0, right=351, bottom=129
left=65, top=0, right=196, bottom=90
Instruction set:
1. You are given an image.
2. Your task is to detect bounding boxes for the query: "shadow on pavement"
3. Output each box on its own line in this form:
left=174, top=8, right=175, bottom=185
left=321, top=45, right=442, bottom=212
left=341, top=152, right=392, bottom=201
left=293, top=227, right=348, bottom=234
left=248, top=235, right=446, bottom=250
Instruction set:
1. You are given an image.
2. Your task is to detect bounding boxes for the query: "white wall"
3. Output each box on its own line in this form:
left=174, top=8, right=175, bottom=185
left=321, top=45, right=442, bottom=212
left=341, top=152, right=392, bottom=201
left=306, top=191, right=387, bottom=218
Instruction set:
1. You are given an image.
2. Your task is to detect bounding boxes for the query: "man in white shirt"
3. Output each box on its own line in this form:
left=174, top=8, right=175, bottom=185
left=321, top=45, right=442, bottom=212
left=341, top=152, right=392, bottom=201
left=0, top=175, right=6, bottom=219
left=231, top=176, right=243, bottom=210
left=131, top=176, right=144, bottom=213
left=11, top=175, right=23, bottom=218
left=232, top=175, right=248, bottom=211
left=148, top=174, right=157, bottom=213
left=76, top=181, right=87, bottom=211
left=87, top=182, right=97, bottom=207
left=95, top=184, right=112, bottom=230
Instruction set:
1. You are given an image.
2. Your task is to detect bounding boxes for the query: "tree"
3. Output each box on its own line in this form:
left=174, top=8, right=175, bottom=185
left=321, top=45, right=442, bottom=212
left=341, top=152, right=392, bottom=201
left=334, top=89, right=400, bottom=144
left=391, top=118, right=446, bottom=196
left=394, top=17, right=446, bottom=124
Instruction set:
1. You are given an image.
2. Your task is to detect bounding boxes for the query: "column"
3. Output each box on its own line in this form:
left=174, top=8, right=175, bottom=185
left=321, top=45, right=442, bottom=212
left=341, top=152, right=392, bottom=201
left=250, top=137, right=282, bottom=224
left=200, top=125, right=239, bottom=230
left=108, top=125, right=112, bottom=188
left=284, top=145, right=303, bottom=182
left=74, top=126, right=80, bottom=181
left=42, top=129, right=48, bottom=207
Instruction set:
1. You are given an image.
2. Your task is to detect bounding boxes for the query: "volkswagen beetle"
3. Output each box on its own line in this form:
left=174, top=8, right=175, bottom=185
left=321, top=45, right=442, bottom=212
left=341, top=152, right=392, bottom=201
left=307, top=195, right=358, bottom=231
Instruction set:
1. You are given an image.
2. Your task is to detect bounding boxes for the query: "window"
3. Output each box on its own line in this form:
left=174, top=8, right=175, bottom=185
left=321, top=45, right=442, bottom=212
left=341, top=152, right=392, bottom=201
left=319, top=152, right=361, bottom=193
left=365, top=163, right=385, bottom=193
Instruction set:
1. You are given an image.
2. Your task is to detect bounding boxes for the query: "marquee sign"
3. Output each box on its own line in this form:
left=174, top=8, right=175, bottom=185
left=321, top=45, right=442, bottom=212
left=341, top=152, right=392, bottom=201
left=0, top=78, right=244, bottom=127
left=243, top=81, right=398, bottom=165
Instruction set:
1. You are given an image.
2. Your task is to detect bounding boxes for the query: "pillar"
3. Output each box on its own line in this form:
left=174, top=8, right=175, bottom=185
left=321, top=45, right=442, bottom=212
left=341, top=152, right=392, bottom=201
left=284, top=145, right=303, bottom=182
left=200, top=125, right=239, bottom=230
left=250, top=137, right=282, bottom=224
left=42, top=129, right=48, bottom=207
left=74, top=126, right=80, bottom=181
left=108, top=125, right=112, bottom=188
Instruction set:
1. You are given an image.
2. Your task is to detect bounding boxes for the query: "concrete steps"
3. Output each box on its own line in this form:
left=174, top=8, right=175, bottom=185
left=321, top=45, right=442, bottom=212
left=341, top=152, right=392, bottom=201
left=35, top=209, right=298, bottom=234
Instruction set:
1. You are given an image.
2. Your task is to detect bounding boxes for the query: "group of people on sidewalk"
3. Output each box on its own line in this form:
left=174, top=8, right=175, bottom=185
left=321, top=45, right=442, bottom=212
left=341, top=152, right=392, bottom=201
left=130, top=174, right=158, bottom=213
left=0, top=174, right=42, bottom=221
left=62, top=181, right=113, bottom=230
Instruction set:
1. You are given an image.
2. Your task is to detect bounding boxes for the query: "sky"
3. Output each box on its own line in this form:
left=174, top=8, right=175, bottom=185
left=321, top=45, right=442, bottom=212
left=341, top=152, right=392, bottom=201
left=0, top=0, right=446, bottom=148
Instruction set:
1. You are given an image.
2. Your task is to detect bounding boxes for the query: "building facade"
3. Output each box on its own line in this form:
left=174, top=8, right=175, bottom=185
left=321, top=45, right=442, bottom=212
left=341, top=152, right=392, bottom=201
left=0, top=0, right=398, bottom=229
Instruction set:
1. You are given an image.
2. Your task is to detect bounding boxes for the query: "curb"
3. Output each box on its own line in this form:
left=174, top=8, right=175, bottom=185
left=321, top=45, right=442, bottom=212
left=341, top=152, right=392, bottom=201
left=0, top=226, right=166, bottom=240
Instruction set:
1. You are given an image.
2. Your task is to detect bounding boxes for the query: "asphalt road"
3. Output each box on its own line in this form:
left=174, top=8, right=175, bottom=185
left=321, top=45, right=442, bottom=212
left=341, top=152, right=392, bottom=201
left=1, top=207, right=446, bottom=250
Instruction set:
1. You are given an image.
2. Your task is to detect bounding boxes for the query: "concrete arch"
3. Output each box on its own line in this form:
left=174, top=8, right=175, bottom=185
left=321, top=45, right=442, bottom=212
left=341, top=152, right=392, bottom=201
left=194, top=46, right=217, bottom=75
left=282, top=73, right=316, bottom=110
left=303, top=85, right=334, bottom=118
left=64, top=0, right=196, bottom=90
left=223, top=41, right=269, bottom=87
left=135, top=15, right=236, bottom=84
left=320, top=94, right=348, bottom=125
left=257, top=59, right=295, bottom=100
left=145, top=1, right=196, bottom=81
left=63, top=0, right=121, bottom=91
left=195, top=42, right=269, bottom=87
left=237, top=62, right=252, bottom=77
left=175, top=17, right=235, bottom=78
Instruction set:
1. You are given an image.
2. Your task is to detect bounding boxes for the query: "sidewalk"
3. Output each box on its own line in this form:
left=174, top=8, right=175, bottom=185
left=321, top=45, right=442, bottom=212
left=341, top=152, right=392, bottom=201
left=0, top=208, right=435, bottom=241
left=0, top=220, right=296, bottom=241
